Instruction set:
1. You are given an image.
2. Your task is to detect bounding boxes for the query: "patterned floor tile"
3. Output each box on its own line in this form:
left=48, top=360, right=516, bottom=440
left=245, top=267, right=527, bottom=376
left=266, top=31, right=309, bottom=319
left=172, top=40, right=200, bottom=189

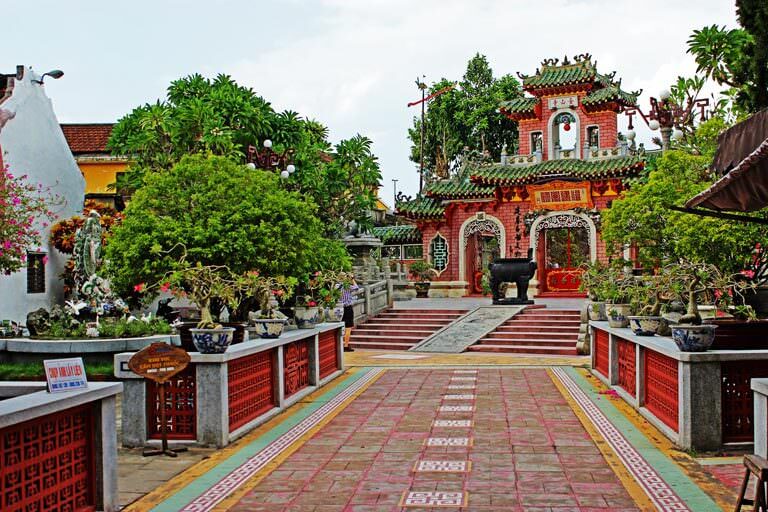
left=400, top=491, right=467, bottom=507
left=413, top=460, right=471, bottom=473
left=425, top=437, right=473, bottom=447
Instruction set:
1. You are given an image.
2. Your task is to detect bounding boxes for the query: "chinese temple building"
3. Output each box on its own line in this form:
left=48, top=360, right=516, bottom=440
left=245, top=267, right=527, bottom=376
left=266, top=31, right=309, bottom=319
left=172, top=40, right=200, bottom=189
left=394, top=54, right=645, bottom=297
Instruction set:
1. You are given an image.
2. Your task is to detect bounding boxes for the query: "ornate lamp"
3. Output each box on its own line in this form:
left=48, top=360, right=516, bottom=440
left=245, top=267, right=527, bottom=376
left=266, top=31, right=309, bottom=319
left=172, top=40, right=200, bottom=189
left=246, top=139, right=296, bottom=179
left=624, top=90, right=709, bottom=151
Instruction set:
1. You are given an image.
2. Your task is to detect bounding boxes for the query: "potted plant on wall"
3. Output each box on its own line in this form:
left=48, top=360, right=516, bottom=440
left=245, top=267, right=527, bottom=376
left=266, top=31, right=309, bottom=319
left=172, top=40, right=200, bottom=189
left=626, top=270, right=673, bottom=336
left=580, top=261, right=609, bottom=321
left=164, top=262, right=243, bottom=353
left=409, top=260, right=437, bottom=298
left=294, top=272, right=325, bottom=329
left=241, top=272, right=297, bottom=339
left=602, top=261, right=636, bottom=328
left=316, top=270, right=355, bottom=322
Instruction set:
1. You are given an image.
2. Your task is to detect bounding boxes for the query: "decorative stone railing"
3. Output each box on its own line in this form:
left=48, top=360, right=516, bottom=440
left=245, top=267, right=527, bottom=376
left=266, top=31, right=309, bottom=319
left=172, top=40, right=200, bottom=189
left=583, top=142, right=630, bottom=160
left=351, top=279, right=390, bottom=324
left=500, top=152, right=542, bottom=166
left=590, top=321, right=768, bottom=451
left=0, top=334, right=178, bottom=364
left=115, top=323, right=344, bottom=448
left=0, top=381, right=123, bottom=511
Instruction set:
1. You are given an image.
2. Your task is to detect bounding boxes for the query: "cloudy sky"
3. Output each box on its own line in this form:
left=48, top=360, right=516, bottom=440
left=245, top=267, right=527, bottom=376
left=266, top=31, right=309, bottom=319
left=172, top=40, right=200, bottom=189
left=4, top=0, right=737, bottom=205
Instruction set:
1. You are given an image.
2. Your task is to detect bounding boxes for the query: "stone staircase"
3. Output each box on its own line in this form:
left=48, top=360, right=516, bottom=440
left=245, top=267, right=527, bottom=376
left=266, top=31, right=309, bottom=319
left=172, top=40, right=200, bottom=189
left=467, top=308, right=580, bottom=355
left=349, top=309, right=468, bottom=351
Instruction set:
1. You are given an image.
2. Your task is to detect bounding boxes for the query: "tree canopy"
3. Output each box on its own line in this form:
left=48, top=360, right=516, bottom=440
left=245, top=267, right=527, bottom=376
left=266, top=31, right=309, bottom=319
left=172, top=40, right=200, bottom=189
left=104, top=155, right=350, bottom=297
left=407, top=54, right=521, bottom=182
left=108, top=73, right=381, bottom=236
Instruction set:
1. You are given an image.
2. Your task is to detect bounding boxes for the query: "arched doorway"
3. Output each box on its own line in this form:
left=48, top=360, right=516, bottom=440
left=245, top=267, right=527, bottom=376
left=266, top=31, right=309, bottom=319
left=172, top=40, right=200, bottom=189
left=462, top=218, right=502, bottom=294
left=533, top=213, right=592, bottom=294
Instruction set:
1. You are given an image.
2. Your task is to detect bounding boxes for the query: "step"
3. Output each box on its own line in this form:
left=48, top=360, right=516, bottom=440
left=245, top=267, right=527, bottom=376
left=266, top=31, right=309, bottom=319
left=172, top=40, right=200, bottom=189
left=376, top=313, right=465, bottom=320
left=495, top=325, right=580, bottom=333
left=516, top=314, right=580, bottom=321
left=484, top=331, right=579, bottom=341
left=361, top=319, right=455, bottom=327
left=389, top=309, right=470, bottom=314
left=466, top=344, right=578, bottom=355
left=349, top=334, right=424, bottom=343
left=505, top=319, right=581, bottom=327
left=352, top=329, right=436, bottom=337
left=477, top=337, right=577, bottom=347
left=348, top=341, right=415, bottom=350
left=353, top=323, right=447, bottom=331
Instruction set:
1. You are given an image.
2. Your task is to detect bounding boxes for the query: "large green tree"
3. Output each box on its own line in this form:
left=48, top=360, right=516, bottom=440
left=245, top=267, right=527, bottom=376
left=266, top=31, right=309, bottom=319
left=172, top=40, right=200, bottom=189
left=407, top=54, right=521, bottom=181
left=104, top=155, right=350, bottom=297
left=687, top=0, right=768, bottom=112
left=108, top=74, right=381, bottom=236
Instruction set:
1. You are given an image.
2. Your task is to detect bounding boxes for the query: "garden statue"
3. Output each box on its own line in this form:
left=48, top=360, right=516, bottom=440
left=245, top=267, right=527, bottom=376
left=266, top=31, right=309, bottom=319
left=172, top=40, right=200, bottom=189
left=73, top=210, right=103, bottom=297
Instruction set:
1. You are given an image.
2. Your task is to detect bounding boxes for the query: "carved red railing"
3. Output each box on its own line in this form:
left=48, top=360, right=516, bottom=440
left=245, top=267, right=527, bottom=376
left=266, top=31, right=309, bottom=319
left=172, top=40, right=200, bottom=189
left=318, top=328, right=340, bottom=380
left=147, top=364, right=196, bottom=440
left=594, top=328, right=609, bottom=378
left=283, top=337, right=311, bottom=399
left=721, top=361, right=768, bottom=443
left=1, top=404, right=95, bottom=512
left=617, top=338, right=636, bottom=397
left=228, top=350, right=276, bottom=432
left=644, top=350, right=679, bottom=431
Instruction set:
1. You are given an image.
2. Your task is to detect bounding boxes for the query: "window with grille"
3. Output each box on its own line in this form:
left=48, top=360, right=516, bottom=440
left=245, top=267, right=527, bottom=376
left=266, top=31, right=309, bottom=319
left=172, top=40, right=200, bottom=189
left=403, top=244, right=423, bottom=259
left=429, top=234, right=448, bottom=273
left=27, top=253, right=45, bottom=294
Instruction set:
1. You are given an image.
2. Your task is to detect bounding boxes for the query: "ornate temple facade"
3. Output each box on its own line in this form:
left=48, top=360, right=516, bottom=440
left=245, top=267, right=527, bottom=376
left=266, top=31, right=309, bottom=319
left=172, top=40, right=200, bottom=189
left=393, top=54, right=645, bottom=297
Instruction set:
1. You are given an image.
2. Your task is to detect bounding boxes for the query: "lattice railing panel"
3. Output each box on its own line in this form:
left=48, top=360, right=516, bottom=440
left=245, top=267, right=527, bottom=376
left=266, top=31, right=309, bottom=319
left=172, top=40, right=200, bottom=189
left=721, top=360, right=768, bottom=443
left=644, top=350, right=679, bottom=431
left=319, top=329, right=340, bottom=380
left=228, top=350, right=276, bottom=432
left=284, top=337, right=311, bottom=398
left=1, top=404, right=95, bottom=512
left=147, top=364, right=196, bottom=440
left=617, top=338, right=636, bottom=397
left=594, top=328, right=609, bottom=378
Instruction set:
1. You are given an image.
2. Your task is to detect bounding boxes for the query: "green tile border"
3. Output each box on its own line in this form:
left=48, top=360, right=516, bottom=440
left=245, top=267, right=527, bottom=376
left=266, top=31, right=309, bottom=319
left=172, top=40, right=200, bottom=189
left=564, top=367, right=721, bottom=510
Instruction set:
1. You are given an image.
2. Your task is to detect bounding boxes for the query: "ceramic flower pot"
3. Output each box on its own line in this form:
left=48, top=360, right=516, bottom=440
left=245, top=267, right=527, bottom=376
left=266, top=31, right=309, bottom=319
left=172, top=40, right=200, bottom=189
left=607, top=304, right=632, bottom=328
left=189, top=327, right=235, bottom=354
left=249, top=318, right=286, bottom=339
left=627, top=316, right=661, bottom=336
left=294, top=306, right=320, bottom=329
left=671, top=324, right=717, bottom=352
left=588, top=301, right=607, bottom=321
left=326, top=305, right=344, bottom=322
left=414, top=282, right=431, bottom=298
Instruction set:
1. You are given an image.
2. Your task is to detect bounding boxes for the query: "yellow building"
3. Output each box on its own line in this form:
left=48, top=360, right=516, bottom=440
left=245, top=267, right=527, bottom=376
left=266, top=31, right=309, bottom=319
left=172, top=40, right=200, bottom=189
left=60, top=123, right=128, bottom=209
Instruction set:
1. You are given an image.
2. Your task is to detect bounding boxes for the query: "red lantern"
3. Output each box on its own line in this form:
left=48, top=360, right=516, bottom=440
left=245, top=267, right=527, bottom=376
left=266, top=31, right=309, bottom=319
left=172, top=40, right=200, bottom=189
left=563, top=122, right=571, bottom=131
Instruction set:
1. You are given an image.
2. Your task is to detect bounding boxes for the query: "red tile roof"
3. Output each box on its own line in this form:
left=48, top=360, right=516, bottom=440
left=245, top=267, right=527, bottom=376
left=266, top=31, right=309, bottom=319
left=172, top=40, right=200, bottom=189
left=60, top=123, right=114, bottom=154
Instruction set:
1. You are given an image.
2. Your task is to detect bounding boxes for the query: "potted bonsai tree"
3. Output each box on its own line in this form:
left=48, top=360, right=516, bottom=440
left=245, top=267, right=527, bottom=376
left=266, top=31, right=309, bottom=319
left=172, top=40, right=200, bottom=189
left=241, top=272, right=297, bottom=339
left=409, top=260, right=437, bottom=298
left=316, top=270, right=355, bottom=322
left=603, top=261, right=635, bottom=328
left=579, top=261, right=609, bottom=321
left=626, top=269, right=673, bottom=336
left=164, top=262, right=243, bottom=353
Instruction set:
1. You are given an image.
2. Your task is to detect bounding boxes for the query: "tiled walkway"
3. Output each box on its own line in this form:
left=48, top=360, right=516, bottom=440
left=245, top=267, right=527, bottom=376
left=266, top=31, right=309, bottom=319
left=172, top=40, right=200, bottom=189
left=132, top=366, right=735, bottom=511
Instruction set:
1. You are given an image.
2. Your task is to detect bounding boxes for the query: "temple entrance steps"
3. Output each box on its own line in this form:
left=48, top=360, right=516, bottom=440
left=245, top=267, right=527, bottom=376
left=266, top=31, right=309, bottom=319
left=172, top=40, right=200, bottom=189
left=348, top=309, right=469, bottom=350
left=466, top=309, right=581, bottom=355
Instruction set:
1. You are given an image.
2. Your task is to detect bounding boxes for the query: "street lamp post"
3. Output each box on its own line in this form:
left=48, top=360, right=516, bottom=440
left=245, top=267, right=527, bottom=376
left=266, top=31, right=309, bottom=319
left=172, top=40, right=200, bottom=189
left=392, top=178, right=398, bottom=209
left=624, top=89, right=709, bottom=151
left=246, top=139, right=296, bottom=179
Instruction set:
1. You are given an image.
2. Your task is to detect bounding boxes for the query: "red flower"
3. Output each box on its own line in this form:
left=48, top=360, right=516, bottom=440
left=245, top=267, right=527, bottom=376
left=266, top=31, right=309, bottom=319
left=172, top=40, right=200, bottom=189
left=160, top=282, right=171, bottom=292
left=134, top=282, right=145, bottom=293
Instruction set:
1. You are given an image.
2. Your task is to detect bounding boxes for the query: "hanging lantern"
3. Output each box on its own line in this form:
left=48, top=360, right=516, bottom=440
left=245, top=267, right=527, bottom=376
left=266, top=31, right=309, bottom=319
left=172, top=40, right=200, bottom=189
left=563, top=122, right=571, bottom=131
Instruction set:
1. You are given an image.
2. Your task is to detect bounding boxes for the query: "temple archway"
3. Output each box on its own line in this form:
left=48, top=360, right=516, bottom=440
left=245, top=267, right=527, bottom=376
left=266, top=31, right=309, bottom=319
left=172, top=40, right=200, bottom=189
left=530, top=211, right=596, bottom=294
left=458, top=214, right=505, bottom=294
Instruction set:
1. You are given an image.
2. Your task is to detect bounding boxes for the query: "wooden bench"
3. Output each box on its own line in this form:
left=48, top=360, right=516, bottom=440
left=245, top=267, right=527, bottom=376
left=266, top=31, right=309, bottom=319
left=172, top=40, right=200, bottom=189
left=735, top=454, right=768, bottom=512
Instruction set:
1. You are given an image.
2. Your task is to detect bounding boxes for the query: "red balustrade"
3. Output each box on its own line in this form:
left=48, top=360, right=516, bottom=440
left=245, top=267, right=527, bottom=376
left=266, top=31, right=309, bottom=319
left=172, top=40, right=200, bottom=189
left=228, top=350, right=277, bottom=432
left=594, top=328, right=609, bottom=378
left=318, top=328, right=340, bottom=380
left=1, top=404, right=95, bottom=512
left=284, top=337, right=311, bottom=398
left=617, top=338, right=636, bottom=397
left=147, top=365, right=196, bottom=440
left=644, top=350, right=679, bottom=431
left=721, top=361, right=768, bottom=443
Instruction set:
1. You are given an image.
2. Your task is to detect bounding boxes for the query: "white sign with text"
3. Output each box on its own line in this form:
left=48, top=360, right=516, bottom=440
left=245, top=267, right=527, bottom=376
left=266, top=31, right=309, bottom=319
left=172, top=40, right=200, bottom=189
left=44, top=357, right=88, bottom=393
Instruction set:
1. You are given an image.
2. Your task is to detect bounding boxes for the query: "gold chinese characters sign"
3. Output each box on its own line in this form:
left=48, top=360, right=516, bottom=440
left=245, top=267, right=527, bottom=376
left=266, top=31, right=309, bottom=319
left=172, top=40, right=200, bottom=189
left=128, top=342, right=190, bottom=384
left=528, top=180, right=593, bottom=211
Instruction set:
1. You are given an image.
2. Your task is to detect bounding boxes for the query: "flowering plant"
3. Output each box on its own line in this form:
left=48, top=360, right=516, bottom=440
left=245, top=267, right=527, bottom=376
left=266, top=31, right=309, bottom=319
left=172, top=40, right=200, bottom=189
left=0, top=165, right=60, bottom=274
left=240, top=271, right=297, bottom=319
left=294, top=270, right=354, bottom=307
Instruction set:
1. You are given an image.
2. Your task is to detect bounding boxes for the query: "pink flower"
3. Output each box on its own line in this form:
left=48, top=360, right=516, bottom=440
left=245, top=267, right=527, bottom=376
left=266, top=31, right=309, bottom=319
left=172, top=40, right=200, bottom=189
left=160, top=282, right=171, bottom=292
left=133, top=282, right=145, bottom=293
left=42, top=255, right=48, bottom=265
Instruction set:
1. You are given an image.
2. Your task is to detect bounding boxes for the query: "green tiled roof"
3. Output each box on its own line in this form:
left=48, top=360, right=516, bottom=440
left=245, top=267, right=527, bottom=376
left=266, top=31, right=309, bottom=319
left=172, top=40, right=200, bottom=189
left=372, top=225, right=421, bottom=244
left=499, top=97, right=537, bottom=114
left=471, top=156, right=644, bottom=186
left=582, top=85, right=640, bottom=108
left=396, top=196, right=445, bottom=219
left=424, top=179, right=495, bottom=199
left=523, top=60, right=597, bottom=91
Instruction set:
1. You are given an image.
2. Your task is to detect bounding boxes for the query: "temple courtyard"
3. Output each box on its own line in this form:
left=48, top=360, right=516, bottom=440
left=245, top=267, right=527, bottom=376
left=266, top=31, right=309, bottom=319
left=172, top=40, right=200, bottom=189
left=114, top=301, right=746, bottom=512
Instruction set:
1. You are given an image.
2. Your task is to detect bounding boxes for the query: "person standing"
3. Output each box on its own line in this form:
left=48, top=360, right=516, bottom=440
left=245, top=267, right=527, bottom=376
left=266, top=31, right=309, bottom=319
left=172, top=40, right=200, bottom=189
left=342, top=278, right=359, bottom=352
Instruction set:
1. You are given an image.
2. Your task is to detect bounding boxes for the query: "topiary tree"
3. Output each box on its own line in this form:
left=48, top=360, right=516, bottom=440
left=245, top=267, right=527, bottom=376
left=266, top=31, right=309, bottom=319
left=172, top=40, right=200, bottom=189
left=104, top=154, right=350, bottom=298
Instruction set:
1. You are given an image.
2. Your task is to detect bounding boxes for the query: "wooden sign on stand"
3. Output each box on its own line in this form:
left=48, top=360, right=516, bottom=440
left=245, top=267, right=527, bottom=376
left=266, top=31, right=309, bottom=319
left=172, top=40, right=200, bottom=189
left=128, top=342, right=191, bottom=457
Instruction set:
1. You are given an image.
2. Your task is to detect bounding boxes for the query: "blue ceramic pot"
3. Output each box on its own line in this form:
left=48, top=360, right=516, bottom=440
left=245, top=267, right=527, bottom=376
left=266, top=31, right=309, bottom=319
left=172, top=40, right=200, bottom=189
left=250, top=318, right=286, bottom=339
left=189, top=327, right=235, bottom=354
left=294, top=306, right=320, bottom=329
left=627, top=316, right=661, bottom=336
left=671, top=325, right=717, bottom=352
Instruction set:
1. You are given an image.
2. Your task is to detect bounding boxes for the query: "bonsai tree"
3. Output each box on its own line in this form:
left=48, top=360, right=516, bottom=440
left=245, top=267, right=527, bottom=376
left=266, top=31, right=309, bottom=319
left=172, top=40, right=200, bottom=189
left=162, top=262, right=243, bottom=329
left=294, top=270, right=354, bottom=308
left=578, top=261, right=609, bottom=301
left=408, top=260, right=437, bottom=282
left=240, top=272, right=297, bottom=319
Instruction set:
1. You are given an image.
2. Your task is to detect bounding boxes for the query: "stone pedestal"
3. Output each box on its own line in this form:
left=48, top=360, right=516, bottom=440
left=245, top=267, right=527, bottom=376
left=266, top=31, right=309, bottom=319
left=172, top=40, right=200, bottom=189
left=344, top=235, right=383, bottom=282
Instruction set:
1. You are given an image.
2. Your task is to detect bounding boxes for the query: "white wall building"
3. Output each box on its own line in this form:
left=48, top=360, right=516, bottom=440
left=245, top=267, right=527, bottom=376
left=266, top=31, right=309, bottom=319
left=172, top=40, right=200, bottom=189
left=0, top=66, right=85, bottom=322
